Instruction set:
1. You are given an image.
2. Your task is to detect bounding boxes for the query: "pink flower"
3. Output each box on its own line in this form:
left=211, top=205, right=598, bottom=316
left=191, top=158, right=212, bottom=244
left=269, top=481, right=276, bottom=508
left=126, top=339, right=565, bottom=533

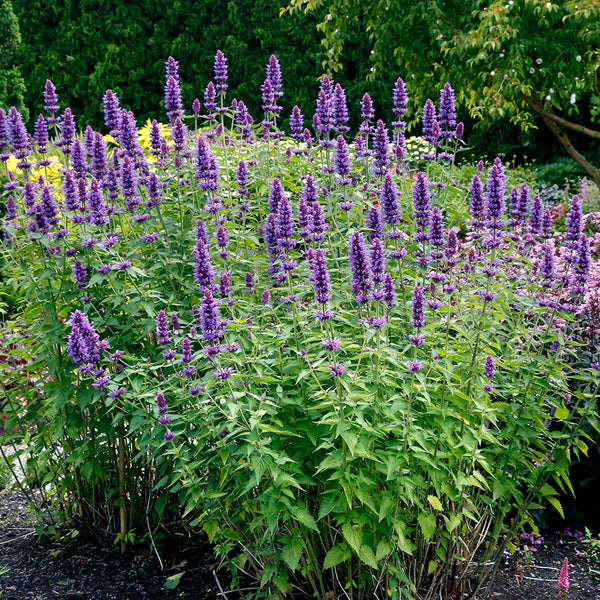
left=558, top=557, right=569, bottom=598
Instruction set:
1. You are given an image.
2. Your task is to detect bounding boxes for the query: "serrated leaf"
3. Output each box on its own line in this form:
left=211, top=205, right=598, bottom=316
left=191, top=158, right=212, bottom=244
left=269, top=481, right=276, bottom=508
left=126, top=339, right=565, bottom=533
left=165, top=572, right=184, bottom=589
left=342, top=523, right=363, bottom=553
left=427, top=495, right=444, bottom=512
left=281, top=539, right=304, bottom=571
left=428, top=560, right=438, bottom=575
left=291, top=506, right=318, bottom=531
left=555, top=405, right=569, bottom=420
left=323, top=544, right=349, bottom=569
left=358, top=544, right=378, bottom=568
left=376, top=540, right=393, bottom=561
left=393, top=521, right=416, bottom=555
left=418, top=513, right=437, bottom=542
left=318, top=495, right=338, bottom=520
left=547, top=496, right=564, bottom=518
left=203, top=520, right=219, bottom=542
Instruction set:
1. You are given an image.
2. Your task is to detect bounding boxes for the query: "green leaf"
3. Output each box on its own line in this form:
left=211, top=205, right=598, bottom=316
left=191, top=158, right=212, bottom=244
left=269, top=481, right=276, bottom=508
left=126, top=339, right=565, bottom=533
left=165, top=572, right=184, bottom=589
left=547, top=496, right=564, bottom=518
left=323, top=544, right=349, bottom=569
left=342, top=523, right=363, bottom=553
left=427, top=494, right=444, bottom=512
left=291, top=506, right=318, bottom=532
left=418, top=513, right=437, bottom=542
left=203, top=520, right=219, bottom=542
left=376, top=540, right=394, bottom=561
left=281, top=539, right=304, bottom=571
left=358, top=544, right=378, bottom=569
left=555, top=405, right=569, bottom=420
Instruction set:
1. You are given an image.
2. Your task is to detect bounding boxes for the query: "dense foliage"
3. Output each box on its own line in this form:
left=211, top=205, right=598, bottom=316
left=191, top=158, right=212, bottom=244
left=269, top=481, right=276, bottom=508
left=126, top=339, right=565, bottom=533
left=0, top=0, right=26, bottom=113
left=1, top=52, right=600, bottom=600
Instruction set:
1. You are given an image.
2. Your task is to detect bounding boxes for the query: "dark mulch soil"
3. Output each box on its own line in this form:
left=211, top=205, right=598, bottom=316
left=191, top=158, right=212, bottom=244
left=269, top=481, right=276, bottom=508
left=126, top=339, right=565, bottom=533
left=1, top=489, right=598, bottom=599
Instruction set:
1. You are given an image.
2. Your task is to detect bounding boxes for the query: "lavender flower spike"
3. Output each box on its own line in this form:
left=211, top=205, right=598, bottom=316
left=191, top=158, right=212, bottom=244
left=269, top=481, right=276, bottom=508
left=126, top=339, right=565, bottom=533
left=348, top=231, right=373, bottom=304
left=165, top=75, right=184, bottom=122
left=411, top=285, right=425, bottom=329
left=307, top=247, right=332, bottom=305
left=213, top=50, right=228, bottom=92
left=412, top=172, right=432, bottom=232
left=380, top=173, right=401, bottom=225
left=333, top=83, right=350, bottom=133
left=334, top=135, right=351, bottom=184
left=438, top=83, right=457, bottom=137
left=372, top=119, right=390, bottom=175
left=43, top=79, right=60, bottom=122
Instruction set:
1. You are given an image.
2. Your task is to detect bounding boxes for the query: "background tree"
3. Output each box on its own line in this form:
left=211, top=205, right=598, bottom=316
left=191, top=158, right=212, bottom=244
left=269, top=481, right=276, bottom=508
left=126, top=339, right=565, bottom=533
left=285, top=0, right=600, bottom=186
left=0, top=0, right=26, bottom=114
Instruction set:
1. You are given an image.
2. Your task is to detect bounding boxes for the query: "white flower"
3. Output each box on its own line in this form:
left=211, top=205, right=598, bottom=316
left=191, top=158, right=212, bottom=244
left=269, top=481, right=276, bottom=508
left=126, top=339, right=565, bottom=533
left=576, top=55, right=582, bottom=62
left=545, top=95, right=552, bottom=101
left=536, top=58, right=543, bottom=65
left=570, top=93, right=577, bottom=104
left=530, top=67, right=535, bottom=74
left=546, top=2, right=551, bottom=8
left=490, top=71, right=495, bottom=76
left=550, top=88, right=555, bottom=93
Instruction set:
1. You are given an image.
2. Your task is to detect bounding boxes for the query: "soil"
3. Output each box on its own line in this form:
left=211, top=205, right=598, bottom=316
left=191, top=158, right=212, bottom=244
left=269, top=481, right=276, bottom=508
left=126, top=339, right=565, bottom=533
left=0, top=489, right=599, bottom=600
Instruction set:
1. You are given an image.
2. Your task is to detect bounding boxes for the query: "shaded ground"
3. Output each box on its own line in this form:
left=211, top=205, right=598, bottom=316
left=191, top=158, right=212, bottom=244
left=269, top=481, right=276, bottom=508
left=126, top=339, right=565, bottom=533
left=0, top=489, right=598, bottom=599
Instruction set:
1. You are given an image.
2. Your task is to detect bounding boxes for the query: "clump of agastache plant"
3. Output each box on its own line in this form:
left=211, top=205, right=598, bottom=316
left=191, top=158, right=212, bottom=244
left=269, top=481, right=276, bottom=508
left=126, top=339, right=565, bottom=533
left=1, top=51, right=599, bottom=600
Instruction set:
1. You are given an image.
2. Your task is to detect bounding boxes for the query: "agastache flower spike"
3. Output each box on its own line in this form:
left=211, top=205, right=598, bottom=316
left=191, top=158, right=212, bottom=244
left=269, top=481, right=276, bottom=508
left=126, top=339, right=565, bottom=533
left=333, top=135, right=351, bottom=184
left=412, top=285, right=425, bottom=329
left=165, top=75, right=184, bottom=122
left=102, top=90, right=120, bottom=134
left=266, top=54, right=283, bottom=98
left=34, top=114, right=49, bottom=154
left=156, top=310, right=172, bottom=345
left=333, top=83, right=350, bottom=133
left=213, top=50, right=228, bottom=92
left=57, top=108, right=75, bottom=153
left=539, top=245, right=555, bottom=287
left=413, top=172, right=432, bottom=234
left=307, top=247, right=332, bottom=305
left=429, top=206, right=446, bottom=256
left=0, top=109, right=9, bottom=161
left=277, top=194, right=296, bottom=249
left=181, top=337, right=193, bottom=363
left=438, top=83, right=457, bottom=137
left=199, top=286, right=222, bottom=341
left=289, top=105, right=304, bottom=140
left=370, top=238, right=386, bottom=284
left=204, top=81, right=217, bottom=119
left=422, top=99, right=437, bottom=144
left=483, top=354, right=496, bottom=391
left=195, top=136, right=219, bottom=191
left=382, top=272, right=396, bottom=309
left=87, top=178, right=109, bottom=225
left=43, top=80, right=60, bottom=123
left=360, top=93, right=374, bottom=133
left=372, top=119, right=390, bottom=175
left=348, top=231, right=373, bottom=304
left=392, top=77, right=408, bottom=128
left=216, top=226, right=229, bottom=258
left=529, top=194, right=544, bottom=235
left=7, top=107, right=31, bottom=165
left=380, top=173, right=401, bottom=225
left=91, top=132, right=108, bottom=179
left=268, top=178, right=285, bottom=213
left=366, top=206, right=384, bottom=240
left=485, top=160, right=506, bottom=225
left=193, top=237, right=215, bottom=289
left=565, top=195, right=583, bottom=250
left=311, top=200, right=328, bottom=242
left=40, top=186, right=60, bottom=226
left=469, top=173, right=486, bottom=227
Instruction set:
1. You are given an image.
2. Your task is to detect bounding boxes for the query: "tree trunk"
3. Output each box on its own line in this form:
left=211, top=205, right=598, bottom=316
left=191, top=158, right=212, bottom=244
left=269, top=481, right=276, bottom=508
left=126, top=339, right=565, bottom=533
left=525, top=92, right=600, bottom=191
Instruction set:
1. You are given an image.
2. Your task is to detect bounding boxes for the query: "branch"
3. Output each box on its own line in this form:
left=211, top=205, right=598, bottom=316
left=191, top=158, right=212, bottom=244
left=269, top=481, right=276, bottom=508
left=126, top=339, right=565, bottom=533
left=525, top=92, right=600, bottom=140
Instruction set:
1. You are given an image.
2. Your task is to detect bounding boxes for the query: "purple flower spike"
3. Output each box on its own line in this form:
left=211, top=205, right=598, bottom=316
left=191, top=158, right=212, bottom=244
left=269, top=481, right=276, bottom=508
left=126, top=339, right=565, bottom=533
left=71, top=138, right=87, bottom=179
left=165, top=75, right=184, bottom=122
left=308, top=247, right=332, bottom=305
left=67, top=310, right=104, bottom=365
left=157, top=392, right=169, bottom=415
left=216, top=226, right=229, bottom=258
left=565, top=195, right=583, bottom=249
left=192, top=98, right=201, bottom=119
left=412, top=285, right=425, bottom=329
left=215, top=367, right=233, bottom=381
left=261, top=78, right=276, bottom=113
left=382, top=272, right=396, bottom=308
left=315, top=84, right=333, bottom=137
left=181, top=337, right=193, bottom=363
left=438, top=83, right=457, bottom=137
left=380, top=173, right=401, bottom=225
left=429, top=206, right=446, bottom=252
left=34, top=114, right=49, bottom=154
left=164, top=430, right=175, bottom=441
left=165, top=56, right=180, bottom=82
left=7, top=107, right=31, bottom=162
left=199, top=286, right=222, bottom=341
left=311, top=199, right=328, bottom=242
left=103, top=90, right=121, bottom=134
left=558, top=558, right=569, bottom=598
left=370, top=238, right=386, bottom=283
left=485, top=160, right=506, bottom=223
left=422, top=99, right=437, bottom=144
left=43, top=80, right=60, bottom=122
left=334, top=135, right=351, bottom=184
left=204, top=81, right=217, bottom=118
left=195, top=136, right=219, bottom=191
left=572, top=233, right=591, bottom=294
left=87, top=178, right=109, bottom=225
left=268, top=177, right=285, bottom=213
left=277, top=194, right=296, bottom=249
left=372, top=119, right=390, bottom=175
left=366, top=206, right=384, bottom=240
left=266, top=54, right=283, bottom=98
left=193, top=236, right=215, bottom=289
left=348, top=231, right=373, bottom=304
left=213, top=50, right=228, bottom=92
left=360, top=92, right=374, bottom=129
left=392, top=77, right=408, bottom=128
left=156, top=310, right=172, bottom=345
left=407, top=360, right=423, bottom=373
left=529, top=194, right=544, bottom=235
left=469, top=174, right=486, bottom=227
left=333, top=83, right=350, bottom=133
left=0, top=109, right=9, bottom=161
left=57, top=108, right=76, bottom=153
left=539, top=245, right=555, bottom=286
left=289, top=105, right=304, bottom=140
left=413, top=172, right=432, bottom=232
left=328, top=362, right=346, bottom=377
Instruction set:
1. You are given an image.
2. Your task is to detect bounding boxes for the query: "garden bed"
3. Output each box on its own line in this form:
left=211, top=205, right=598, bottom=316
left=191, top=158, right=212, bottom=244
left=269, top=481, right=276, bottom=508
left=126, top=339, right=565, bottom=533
left=1, top=489, right=598, bottom=599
